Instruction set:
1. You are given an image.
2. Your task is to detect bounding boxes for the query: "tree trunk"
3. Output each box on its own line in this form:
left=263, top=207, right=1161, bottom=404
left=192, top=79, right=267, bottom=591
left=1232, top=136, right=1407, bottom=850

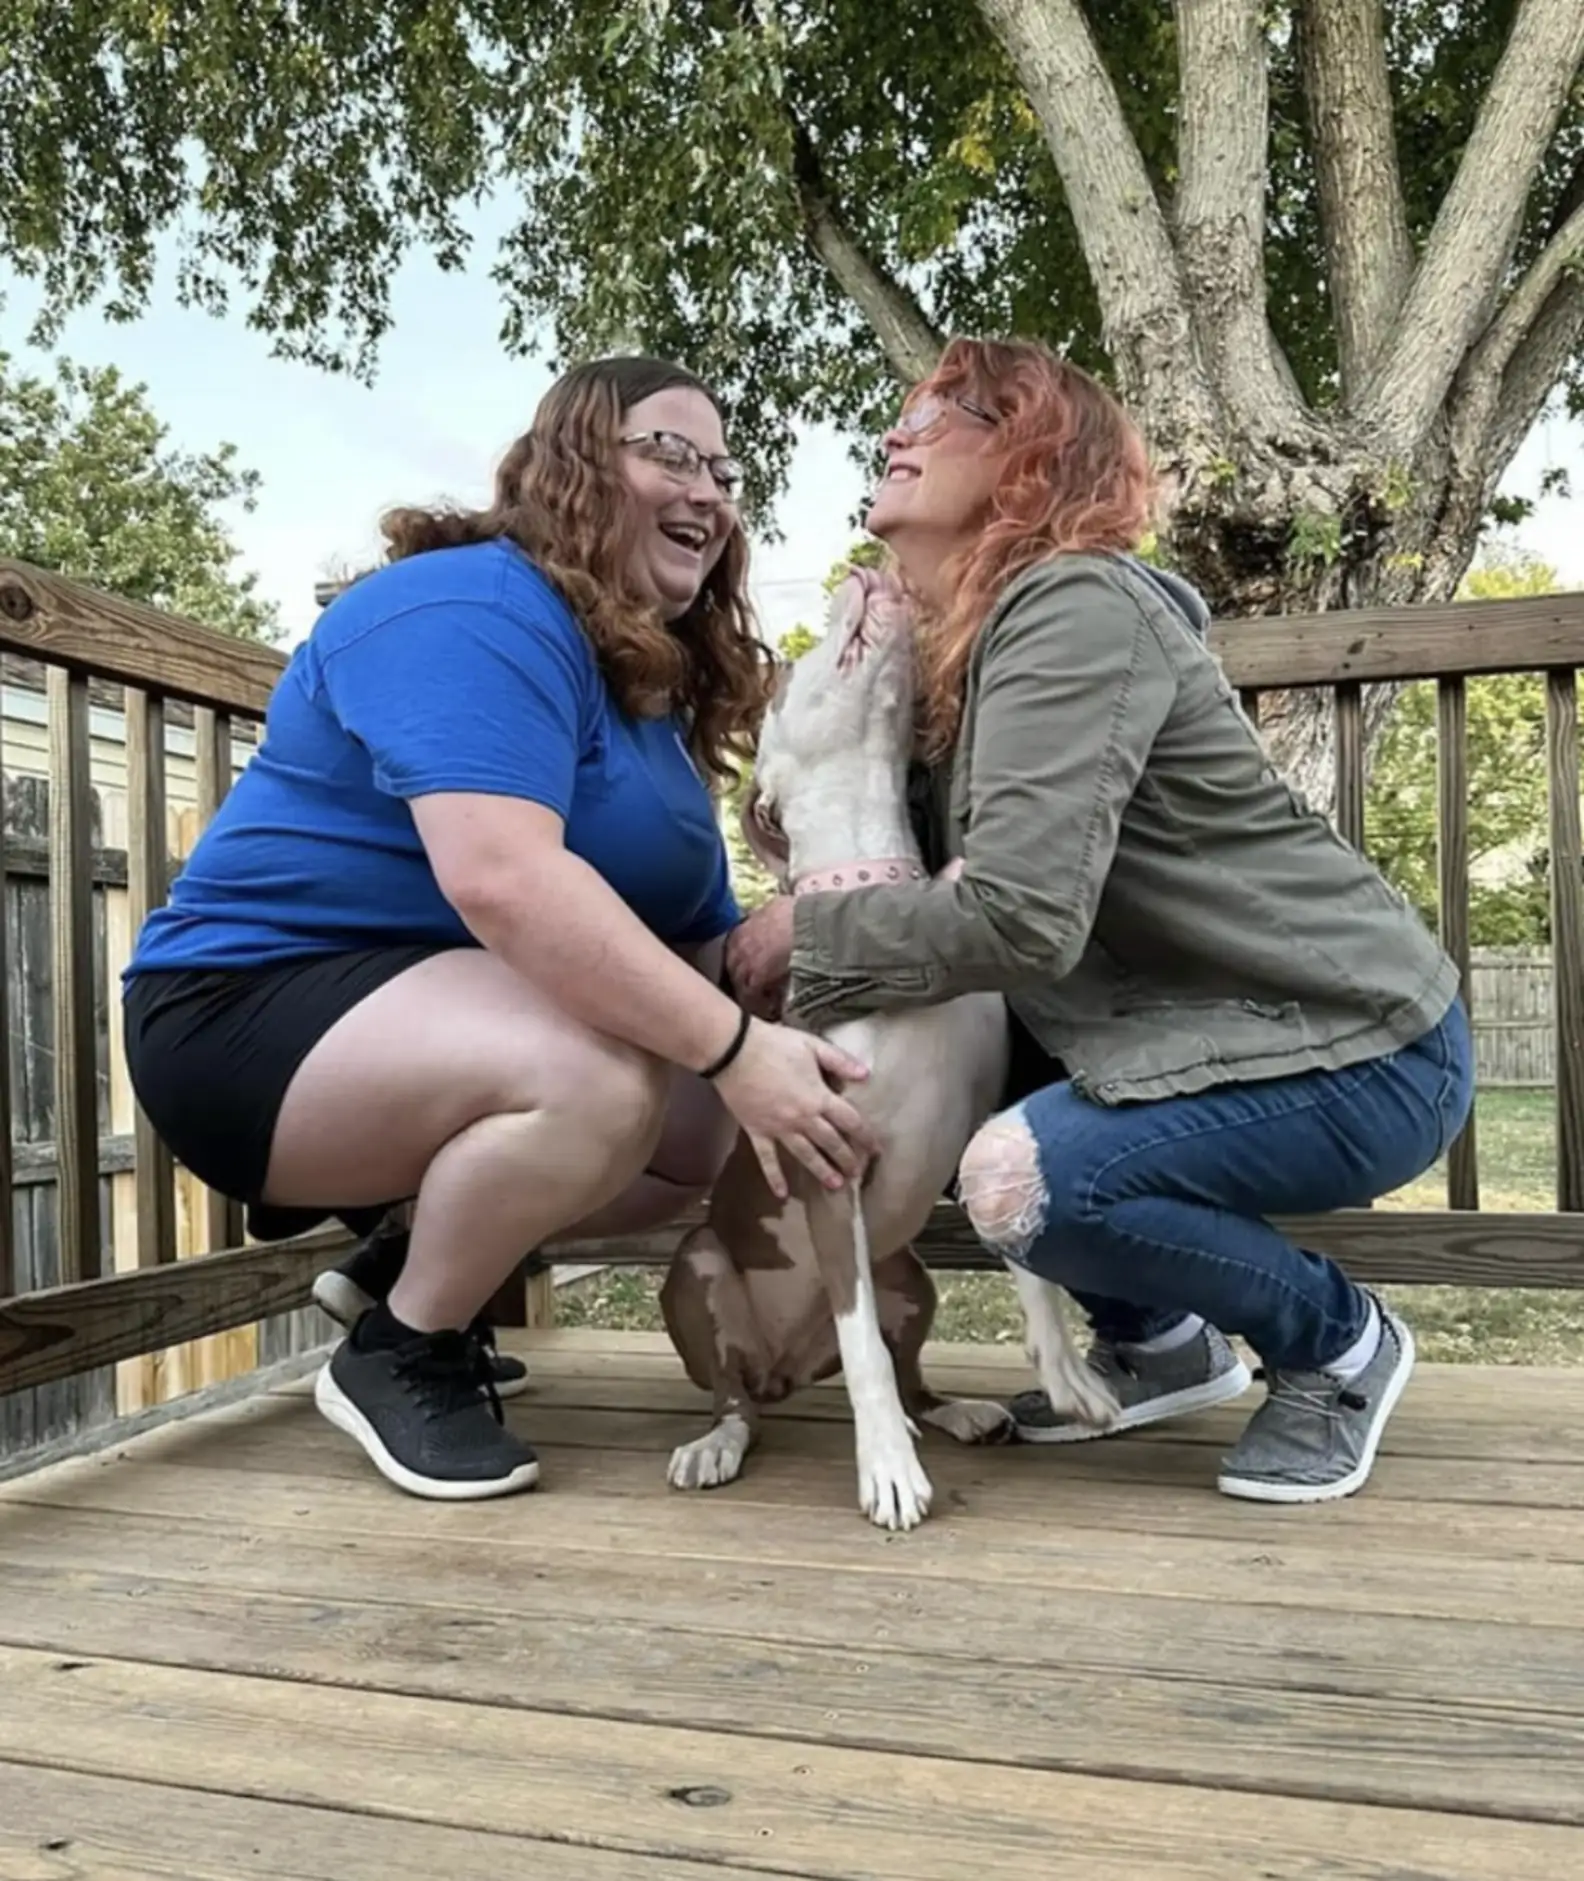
left=1157, top=419, right=1472, bottom=809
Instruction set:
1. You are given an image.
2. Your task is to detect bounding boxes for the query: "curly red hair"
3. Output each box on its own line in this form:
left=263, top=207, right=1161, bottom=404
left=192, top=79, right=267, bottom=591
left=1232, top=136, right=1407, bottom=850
left=381, top=357, right=775, bottom=785
left=911, top=338, right=1157, bottom=757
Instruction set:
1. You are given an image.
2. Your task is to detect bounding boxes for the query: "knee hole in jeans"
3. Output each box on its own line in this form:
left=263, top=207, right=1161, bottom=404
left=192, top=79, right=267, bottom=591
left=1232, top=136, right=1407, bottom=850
left=957, top=1112, right=1049, bottom=1261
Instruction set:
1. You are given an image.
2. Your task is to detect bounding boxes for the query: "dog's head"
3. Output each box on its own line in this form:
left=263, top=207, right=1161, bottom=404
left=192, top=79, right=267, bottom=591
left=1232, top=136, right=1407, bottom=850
left=742, top=566, right=916, bottom=879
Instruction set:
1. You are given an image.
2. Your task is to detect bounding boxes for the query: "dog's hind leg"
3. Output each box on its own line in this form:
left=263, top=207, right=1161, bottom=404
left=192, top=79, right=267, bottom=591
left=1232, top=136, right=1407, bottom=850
left=877, top=1247, right=1016, bottom=1445
left=806, top=1183, right=934, bottom=1530
left=660, top=1227, right=765, bottom=1490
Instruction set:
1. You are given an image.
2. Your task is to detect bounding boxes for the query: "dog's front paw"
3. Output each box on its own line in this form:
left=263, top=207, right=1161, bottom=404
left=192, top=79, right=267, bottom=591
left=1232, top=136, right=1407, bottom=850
left=667, top=1414, right=752, bottom=1491
left=855, top=1422, right=934, bottom=1531
left=921, top=1395, right=1017, bottom=1446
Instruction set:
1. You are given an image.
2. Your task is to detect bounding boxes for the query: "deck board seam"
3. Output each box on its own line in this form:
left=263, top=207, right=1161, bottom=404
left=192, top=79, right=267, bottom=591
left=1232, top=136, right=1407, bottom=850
left=1, top=1640, right=1580, bottom=1831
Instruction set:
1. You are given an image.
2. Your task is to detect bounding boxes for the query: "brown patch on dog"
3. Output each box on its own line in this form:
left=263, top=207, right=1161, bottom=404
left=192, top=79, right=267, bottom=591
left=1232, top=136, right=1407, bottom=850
left=660, top=1225, right=771, bottom=1421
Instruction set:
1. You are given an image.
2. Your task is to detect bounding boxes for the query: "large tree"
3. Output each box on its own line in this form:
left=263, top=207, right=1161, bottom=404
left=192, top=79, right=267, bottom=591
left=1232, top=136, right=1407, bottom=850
left=0, top=349, right=277, bottom=640
left=4, top=2, right=1580, bottom=782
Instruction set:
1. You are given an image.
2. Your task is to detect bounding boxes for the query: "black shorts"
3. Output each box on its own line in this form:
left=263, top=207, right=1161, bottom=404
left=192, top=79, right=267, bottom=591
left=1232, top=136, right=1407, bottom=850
left=122, top=944, right=449, bottom=1243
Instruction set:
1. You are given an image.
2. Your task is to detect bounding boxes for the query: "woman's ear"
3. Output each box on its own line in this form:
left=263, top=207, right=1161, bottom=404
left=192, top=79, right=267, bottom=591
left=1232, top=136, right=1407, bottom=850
left=740, top=785, right=791, bottom=877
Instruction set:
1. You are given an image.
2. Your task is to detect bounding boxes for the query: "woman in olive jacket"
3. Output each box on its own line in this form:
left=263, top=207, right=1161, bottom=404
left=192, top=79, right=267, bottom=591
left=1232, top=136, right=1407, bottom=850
left=727, top=336, right=1473, bottom=1506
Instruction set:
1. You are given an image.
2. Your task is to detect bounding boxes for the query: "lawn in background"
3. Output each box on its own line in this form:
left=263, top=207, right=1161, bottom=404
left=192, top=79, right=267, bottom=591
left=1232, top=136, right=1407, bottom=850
left=558, top=1087, right=1584, bottom=1364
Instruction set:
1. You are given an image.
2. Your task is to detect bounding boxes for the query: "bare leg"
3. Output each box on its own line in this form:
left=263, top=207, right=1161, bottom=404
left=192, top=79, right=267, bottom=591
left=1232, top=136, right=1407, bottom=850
left=267, top=950, right=674, bottom=1333
left=876, top=1247, right=1017, bottom=1444
left=566, top=1063, right=737, bottom=1242
left=660, top=1227, right=767, bottom=1490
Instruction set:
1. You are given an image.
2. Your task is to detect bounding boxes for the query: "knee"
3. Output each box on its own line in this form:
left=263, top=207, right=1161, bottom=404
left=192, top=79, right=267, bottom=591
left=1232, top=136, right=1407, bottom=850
left=557, top=1042, right=671, bottom=1170
left=956, top=1110, right=1051, bottom=1260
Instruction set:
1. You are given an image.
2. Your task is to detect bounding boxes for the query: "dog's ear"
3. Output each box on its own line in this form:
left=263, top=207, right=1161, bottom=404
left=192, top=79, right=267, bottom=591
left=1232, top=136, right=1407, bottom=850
left=740, top=784, right=791, bottom=876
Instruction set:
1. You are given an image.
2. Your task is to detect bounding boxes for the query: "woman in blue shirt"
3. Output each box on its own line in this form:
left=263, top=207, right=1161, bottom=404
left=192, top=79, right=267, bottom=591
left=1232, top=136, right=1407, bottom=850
left=124, top=355, right=875, bottom=1502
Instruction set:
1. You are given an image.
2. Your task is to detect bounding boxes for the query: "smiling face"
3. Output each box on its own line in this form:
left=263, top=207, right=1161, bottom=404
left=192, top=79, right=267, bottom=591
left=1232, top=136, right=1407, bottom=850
left=617, top=386, right=740, bottom=621
left=863, top=386, right=1005, bottom=592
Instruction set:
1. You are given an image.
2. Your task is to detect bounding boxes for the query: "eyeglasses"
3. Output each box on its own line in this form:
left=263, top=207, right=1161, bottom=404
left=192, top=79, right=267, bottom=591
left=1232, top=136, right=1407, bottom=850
left=895, top=393, right=1000, bottom=435
left=620, top=430, right=743, bottom=501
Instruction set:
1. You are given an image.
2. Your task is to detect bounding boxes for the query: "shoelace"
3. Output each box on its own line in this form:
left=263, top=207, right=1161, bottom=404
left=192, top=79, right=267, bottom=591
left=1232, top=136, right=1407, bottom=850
left=391, top=1330, right=505, bottom=1424
left=1253, top=1365, right=1367, bottom=1417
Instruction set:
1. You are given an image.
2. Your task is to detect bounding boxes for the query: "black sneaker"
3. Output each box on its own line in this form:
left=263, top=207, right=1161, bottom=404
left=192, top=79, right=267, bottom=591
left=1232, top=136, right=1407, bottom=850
left=312, top=1227, right=531, bottom=1399
left=314, top=1326, right=541, bottom=1501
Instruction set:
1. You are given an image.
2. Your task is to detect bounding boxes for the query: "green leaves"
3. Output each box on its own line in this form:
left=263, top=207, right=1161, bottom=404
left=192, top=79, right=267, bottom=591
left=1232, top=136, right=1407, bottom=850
left=0, top=1, right=1579, bottom=511
left=1366, top=548, right=1573, bottom=946
left=0, top=347, right=278, bottom=640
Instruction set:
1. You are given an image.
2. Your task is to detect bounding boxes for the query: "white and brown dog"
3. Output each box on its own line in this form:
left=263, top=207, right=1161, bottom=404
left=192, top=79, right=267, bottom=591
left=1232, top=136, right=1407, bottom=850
left=660, top=569, right=1116, bottom=1529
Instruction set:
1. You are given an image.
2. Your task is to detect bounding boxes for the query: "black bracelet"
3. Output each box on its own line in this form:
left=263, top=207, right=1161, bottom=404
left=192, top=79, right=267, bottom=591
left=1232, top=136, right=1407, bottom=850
left=698, top=1007, right=752, bottom=1080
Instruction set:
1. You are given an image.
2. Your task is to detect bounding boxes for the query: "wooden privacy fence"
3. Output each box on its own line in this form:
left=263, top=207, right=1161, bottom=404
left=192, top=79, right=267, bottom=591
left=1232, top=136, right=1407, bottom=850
left=1467, top=948, right=1558, bottom=1087
left=1, top=562, right=1583, bottom=1439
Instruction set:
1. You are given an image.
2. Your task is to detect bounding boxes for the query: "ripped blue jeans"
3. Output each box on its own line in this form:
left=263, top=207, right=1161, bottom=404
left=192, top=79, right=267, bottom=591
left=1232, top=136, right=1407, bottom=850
left=963, top=1003, right=1475, bottom=1372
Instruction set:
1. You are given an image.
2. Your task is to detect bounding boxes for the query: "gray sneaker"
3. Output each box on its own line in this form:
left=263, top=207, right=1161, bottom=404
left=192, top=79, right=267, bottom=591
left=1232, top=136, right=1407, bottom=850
left=1217, top=1298, right=1415, bottom=1504
left=1011, top=1323, right=1253, bottom=1443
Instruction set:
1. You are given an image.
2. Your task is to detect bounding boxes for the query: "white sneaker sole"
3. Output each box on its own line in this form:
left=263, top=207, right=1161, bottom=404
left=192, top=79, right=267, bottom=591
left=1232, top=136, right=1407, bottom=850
left=1217, top=1316, right=1417, bottom=1505
left=312, top=1271, right=533, bottom=1400
left=1015, top=1358, right=1255, bottom=1444
left=313, top=1363, right=541, bottom=1502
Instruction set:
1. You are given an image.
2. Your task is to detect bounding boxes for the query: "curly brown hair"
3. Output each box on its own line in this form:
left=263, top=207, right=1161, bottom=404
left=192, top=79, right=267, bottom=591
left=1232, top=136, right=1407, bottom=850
left=380, top=357, right=775, bottom=785
left=908, top=338, right=1157, bottom=759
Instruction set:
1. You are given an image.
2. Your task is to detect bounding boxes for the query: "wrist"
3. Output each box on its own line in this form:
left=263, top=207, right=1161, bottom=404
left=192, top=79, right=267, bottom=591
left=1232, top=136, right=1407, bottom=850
left=697, top=1007, right=752, bottom=1081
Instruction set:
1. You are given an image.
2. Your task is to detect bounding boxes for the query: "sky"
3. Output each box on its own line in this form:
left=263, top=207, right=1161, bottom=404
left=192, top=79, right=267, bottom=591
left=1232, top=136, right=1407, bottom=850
left=3, top=206, right=1581, bottom=650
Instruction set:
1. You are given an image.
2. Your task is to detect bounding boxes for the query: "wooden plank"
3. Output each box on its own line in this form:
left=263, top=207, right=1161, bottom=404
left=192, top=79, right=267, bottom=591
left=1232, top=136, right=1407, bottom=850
left=109, top=1386, right=1584, bottom=1513
left=22, top=1402, right=1584, bottom=1568
left=0, top=1764, right=735, bottom=1881
left=6, top=557, right=1584, bottom=711
left=1437, top=676, right=1480, bottom=1208
left=194, top=708, right=245, bottom=1255
left=11, top=1489, right=1584, bottom=1675
left=0, top=1228, right=350, bottom=1396
left=6, top=834, right=138, bottom=887
left=0, top=688, right=12, bottom=1299
left=1332, top=681, right=1366, bottom=850
left=0, top=560, right=283, bottom=715
left=1206, top=585, right=1584, bottom=689
left=47, top=667, right=99, bottom=1285
left=1, top=1646, right=1580, bottom=1876
left=1547, top=668, right=1584, bottom=1211
left=18, top=1406, right=1584, bottom=1575
left=547, top=1200, right=1584, bottom=1288
left=11, top=1133, right=134, bottom=1185
left=124, top=689, right=176, bottom=1269
left=9, top=1195, right=1581, bottom=1401
left=3, top=1523, right=1584, bottom=1821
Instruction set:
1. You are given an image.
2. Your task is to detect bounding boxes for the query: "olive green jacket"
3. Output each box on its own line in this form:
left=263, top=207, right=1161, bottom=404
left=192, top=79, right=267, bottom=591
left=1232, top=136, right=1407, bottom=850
left=787, top=552, right=1459, bottom=1104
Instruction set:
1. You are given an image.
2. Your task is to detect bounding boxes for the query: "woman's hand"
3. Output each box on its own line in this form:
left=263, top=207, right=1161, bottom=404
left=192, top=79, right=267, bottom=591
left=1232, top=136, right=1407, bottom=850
left=713, top=1018, right=878, bottom=1199
left=725, top=897, right=796, bottom=1016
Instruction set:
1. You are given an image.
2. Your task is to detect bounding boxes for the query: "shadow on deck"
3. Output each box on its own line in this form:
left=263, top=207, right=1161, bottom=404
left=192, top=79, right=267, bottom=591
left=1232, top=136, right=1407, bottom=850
left=2, top=1329, right=1584, bottom=1879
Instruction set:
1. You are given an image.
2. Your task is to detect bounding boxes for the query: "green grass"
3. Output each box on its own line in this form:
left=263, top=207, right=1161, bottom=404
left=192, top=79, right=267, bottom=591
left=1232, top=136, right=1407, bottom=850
left=559, top=1087, right=1584, bottom=1365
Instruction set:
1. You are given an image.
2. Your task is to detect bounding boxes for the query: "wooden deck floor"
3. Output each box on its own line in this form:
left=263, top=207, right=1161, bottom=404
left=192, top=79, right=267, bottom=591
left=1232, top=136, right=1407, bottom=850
left=2, top=1330, right=1584, bottom=1879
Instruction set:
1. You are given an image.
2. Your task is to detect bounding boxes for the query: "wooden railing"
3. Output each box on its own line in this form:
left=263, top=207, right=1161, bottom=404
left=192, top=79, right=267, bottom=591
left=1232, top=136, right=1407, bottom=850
left=1, top=563, right=1582, bottom=1434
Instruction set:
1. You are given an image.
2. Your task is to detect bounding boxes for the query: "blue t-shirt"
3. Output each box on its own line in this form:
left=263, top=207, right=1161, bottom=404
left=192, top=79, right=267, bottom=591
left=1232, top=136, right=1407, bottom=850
left=129, top=540, right=739, bottom=974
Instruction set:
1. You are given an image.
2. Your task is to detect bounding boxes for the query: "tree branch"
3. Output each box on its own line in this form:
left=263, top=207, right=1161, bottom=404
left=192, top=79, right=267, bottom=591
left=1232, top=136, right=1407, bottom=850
left=974, top=0, right=1222, bottom=446
left=787, top=121, right=945, bottom=383
left=1447, top=159, right=1584, bottom=476
left=1175, top=0, right=1309, bottom=434
left=732, top=0, right=942, bottom=382
left=1487, top=266, right=1584, bottom=479
left=1173, top=0, right=1309, bottom=432
left=1296, top=0, right=1414, bottom=397
left=1360, top=0, right=1584, bottom=449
